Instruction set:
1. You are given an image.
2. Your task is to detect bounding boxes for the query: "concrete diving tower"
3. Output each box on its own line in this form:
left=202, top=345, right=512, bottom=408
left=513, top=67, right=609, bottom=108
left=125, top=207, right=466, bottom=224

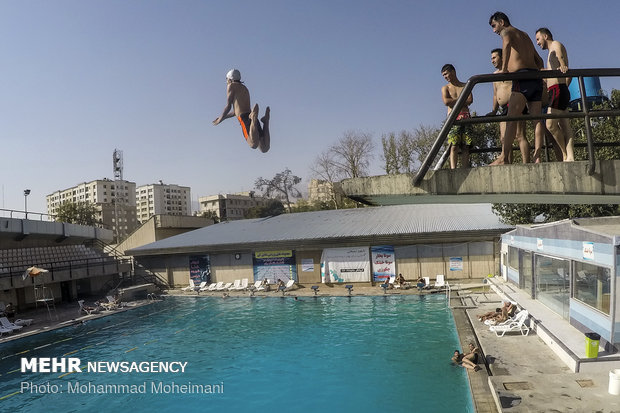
left=341, top=160, right=620, bottom=205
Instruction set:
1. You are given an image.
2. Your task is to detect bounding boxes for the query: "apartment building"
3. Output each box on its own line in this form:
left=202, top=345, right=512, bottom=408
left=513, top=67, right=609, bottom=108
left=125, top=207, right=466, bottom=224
left=198, top=191, right=270, bottom=221
left=307, top=179, right=343, bottom=206
left=46, top=179, right=138, bottom=240
left=136, top=182, right=191, bottom=223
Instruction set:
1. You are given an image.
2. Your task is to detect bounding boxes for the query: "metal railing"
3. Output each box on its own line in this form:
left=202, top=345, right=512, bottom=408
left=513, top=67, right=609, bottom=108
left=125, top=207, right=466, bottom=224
left=87, top=239, right=170, bottom=290
left=0, top=256, right=128, bottom=285
left=413, top=68, right=620, bottom=186
left=0, top=208, right=55, bottom=221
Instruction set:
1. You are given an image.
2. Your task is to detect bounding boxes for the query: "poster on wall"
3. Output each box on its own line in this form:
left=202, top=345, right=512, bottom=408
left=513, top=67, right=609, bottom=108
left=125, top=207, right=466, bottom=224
left=253, top=250, right=297, bottom=282
left=301, top=258, right=314, bottom=272
left=320, top=247, right=370, bottom=283
left=449, top=257, right=463, bottom=271
left=583, top=242, right=594, bottom=260
left=189, top=255, right=211, bottom=284
left=371, top=245, right=395, bottom=282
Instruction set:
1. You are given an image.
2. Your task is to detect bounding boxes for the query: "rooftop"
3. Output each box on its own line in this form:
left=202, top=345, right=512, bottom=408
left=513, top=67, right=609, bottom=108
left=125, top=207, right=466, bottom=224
left=127, top=203, right=512, bottom=255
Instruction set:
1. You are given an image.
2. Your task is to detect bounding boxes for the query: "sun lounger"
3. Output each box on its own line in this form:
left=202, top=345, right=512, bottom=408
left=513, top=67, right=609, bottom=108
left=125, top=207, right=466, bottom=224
left=423, top=277, right=431, bottom=289
left=208, top=282, right=222, bottom=291
left=489, top=310, right=530, bottom=337
left=236, top=278, right=249, bottom=291
left=434, top=274, right=446, bottom=288
left=181, top=279, right=196, bottom=292
left=0, top=325, right=13, bottom=337
left=217, top=282, right=232, bottom=291
left=200, top=283, right=216, bottom=292
left=78, top=300, right=98, bottom=315
left=13, top=319, right=33, bottom=326
left=229, top=279, right=242, bottom=290
left=256, top=280, right=270, bottom=292
left=283, top=279, right=296, bottom=292
left=0, top=316, right=23, bottom=331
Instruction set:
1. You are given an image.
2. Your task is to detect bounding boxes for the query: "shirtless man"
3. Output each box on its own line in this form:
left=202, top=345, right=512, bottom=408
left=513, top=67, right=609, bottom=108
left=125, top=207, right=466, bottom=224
left=489, top=12, right=544, bottom=164
left=441, top=64, right=473, bottom=169
left=213, top=69, right=270, bottom=153
left=491, top=48, right=529, bottom=163
left=536, top=28, right=575, bottom=161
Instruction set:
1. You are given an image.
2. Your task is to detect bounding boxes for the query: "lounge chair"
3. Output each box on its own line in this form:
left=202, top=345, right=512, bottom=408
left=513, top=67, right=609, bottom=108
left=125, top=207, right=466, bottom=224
left=217, top=282, right=232, bottom=291
left=0, top=325, right=13, bottom=337
left=250, top=280, right=262, bottom=290
left=100, top=296, right=120, bottom=310
left=434, top=274, right=446, bottom=289
left=78, top=300, right=98, bottom=315
left=13, top=318, right=33, bottom=326
left=423, top=277, right=431, bottom=289
left=200, top=283, right=216, bottom=292
left=283, top=279, right=296, bottom=292
left=237, top=278, right=249, bottom=291
left=489, top=310, right=530, bottom=337
left=195, top=281, right=207, bottom=292
left=229, top=279, right=242, bottom=290
left=0, top=316, right=23, bottom=331
left=208, top=282, right=222, bottom=291
left=256, top=280, right=270, bottom=292
left=181, top=279, right=196, bottom=292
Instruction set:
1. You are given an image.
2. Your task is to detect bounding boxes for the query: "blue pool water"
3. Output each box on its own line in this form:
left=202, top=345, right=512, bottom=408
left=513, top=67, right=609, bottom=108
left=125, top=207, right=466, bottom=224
left=0, top=295, right=474, bottom=412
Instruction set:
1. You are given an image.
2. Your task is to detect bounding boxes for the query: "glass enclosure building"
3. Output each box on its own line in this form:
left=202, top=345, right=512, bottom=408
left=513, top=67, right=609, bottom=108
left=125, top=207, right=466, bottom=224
left=500, top=217, right=619, bottom=352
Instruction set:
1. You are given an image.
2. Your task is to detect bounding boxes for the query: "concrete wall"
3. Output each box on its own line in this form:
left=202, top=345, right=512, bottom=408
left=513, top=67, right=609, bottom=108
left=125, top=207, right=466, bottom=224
left=0, top=218, right=113, bottom=248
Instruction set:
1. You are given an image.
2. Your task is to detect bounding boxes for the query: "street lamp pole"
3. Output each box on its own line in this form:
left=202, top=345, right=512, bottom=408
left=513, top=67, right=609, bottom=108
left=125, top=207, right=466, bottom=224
left=24, top=189, right=31, bottom=219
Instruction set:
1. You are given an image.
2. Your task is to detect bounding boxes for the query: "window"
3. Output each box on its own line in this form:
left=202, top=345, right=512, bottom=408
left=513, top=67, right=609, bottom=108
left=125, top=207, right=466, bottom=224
left=573, top=262, right=611, bottom=315
left=508, top=246, right=519, bottom=270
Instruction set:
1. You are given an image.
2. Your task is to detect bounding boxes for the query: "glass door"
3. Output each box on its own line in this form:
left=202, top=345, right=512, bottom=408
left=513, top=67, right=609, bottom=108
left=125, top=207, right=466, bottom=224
left=535, top=254, right=570, bottom=319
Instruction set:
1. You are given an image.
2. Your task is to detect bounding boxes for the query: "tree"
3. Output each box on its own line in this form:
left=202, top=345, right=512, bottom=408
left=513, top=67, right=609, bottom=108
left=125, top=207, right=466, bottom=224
left=198, top=210, right=220, bottom=224
left=381, top=127, right=440, bottom=174
left=493, top=89, right=620, bottom=225
left=244, top=199, right=285, bottom=218
left=254, top=168, right=302, bottom=213
left=55, top=201, right=98, bottom=226
left=330, top=130, right=375, bottom=178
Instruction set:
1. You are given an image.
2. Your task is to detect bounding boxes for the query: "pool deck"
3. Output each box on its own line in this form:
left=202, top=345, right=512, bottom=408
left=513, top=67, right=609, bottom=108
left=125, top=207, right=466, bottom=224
left=3, top=281, right=620, bottom=412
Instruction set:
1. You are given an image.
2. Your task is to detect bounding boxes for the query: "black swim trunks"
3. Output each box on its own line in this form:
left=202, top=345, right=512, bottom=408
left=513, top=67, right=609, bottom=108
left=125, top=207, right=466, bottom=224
left=548, top=84, right=570, bottom=111
left=512, top=69, right=543, bottom=102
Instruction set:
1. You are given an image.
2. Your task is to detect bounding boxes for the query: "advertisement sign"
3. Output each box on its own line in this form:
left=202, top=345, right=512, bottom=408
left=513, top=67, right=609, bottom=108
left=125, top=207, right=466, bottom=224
left=449, top=257, right=463, bottom=271
left=371, top=245, right=395, bottom=282
left=583, top=242, right=594, bottom=260
left=189, top=255, right=211, bottom=284
left=253, top=250, right=297, bottom=282
left=320, top=247, right=370, bottom=283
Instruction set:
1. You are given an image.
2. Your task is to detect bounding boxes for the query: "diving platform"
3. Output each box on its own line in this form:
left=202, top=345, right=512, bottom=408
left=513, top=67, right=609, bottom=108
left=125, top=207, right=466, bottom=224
left=341, top=160, right=620, bottom=205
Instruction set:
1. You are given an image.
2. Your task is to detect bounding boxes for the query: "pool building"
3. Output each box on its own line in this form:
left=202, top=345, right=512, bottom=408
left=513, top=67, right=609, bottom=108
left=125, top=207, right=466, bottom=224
left=499, top=216, right=620, bottom=356
left=126, top=203, right=512, bottom=288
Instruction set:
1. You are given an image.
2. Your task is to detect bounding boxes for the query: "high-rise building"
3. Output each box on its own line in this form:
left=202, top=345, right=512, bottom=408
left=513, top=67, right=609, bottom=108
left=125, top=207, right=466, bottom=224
left=198, top=191, right=270, bottom=221
left=46, top=179, right=138, bottom=241
left=136, top=182, right=191, bottom=223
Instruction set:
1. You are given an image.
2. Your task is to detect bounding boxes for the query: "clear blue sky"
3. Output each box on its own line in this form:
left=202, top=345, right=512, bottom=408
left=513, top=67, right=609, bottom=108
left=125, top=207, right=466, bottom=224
left=2, top=0, right=619, bottom=215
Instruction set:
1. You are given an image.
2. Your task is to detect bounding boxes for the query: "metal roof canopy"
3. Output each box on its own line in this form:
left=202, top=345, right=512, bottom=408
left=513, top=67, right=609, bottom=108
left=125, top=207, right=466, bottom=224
left=127, top=204, right=512, bottom=256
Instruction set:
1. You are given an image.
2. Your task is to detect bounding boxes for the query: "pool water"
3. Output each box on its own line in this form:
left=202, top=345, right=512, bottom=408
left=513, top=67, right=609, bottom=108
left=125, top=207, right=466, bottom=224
left=0, top=295, right=474, bottom=412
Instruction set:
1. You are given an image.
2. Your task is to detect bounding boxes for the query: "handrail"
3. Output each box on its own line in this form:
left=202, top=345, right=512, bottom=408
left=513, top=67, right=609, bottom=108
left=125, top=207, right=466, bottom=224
left=0, top=208, right=56, bottom=221
left=412, top=68, right=620, bottom=186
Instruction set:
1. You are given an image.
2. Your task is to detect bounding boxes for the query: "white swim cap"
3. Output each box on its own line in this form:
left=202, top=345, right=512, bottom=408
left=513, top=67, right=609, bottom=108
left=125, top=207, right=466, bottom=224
left=226, top=69, right=241, bottom=81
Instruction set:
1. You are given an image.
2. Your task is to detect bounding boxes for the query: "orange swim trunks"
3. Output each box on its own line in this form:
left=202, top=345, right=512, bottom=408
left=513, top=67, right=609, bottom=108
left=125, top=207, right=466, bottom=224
left=237, top=113, right=251, bottom=141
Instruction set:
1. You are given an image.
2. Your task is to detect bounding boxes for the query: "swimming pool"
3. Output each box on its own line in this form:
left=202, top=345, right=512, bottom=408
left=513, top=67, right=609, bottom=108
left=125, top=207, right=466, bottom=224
left=0, top=295, right=474, bottom=412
